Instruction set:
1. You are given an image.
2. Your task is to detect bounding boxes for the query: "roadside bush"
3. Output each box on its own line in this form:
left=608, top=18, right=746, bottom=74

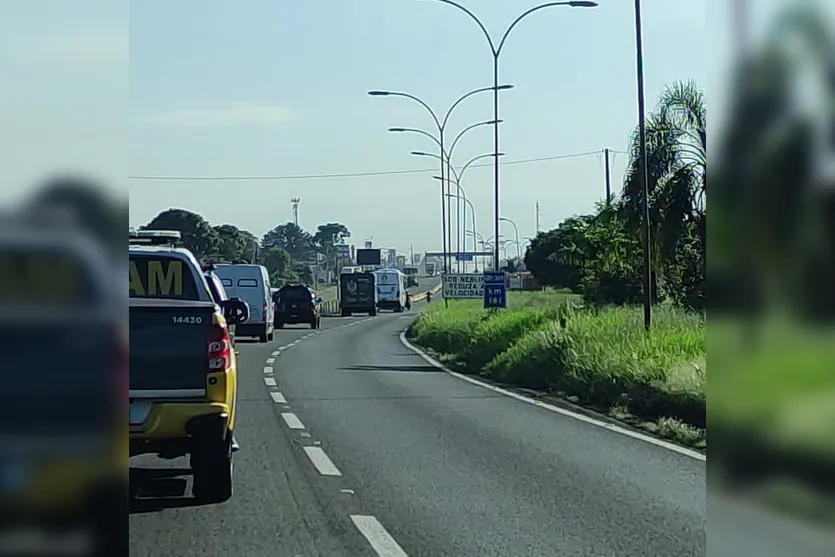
left=409, top=292, right=705, bottom=429
left=464, top=310, right=556, bottom=371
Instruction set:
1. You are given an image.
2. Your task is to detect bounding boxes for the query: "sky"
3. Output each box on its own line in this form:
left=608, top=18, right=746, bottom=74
left=0, top=0, right=818, bottom=255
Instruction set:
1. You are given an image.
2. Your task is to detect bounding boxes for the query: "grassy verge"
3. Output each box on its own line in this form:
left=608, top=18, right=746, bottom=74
left=407, top=290, right=706, bottom=448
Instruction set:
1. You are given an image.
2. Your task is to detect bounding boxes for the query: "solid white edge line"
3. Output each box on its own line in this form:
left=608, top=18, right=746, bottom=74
left=350, top=515, right=408, bottom=557
left=280, top=412, right=305, bottom=429
left=399, top=330, right=706, bottom=461
left=270, top=391, right=286, bottom=404
left=264, top=377, right=277, bottom=387
left=263, top=366, right=273, bottom=374
left=303, top=446, right=342, bottom=476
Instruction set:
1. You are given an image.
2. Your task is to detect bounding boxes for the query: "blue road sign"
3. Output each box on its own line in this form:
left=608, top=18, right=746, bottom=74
left=455, top=253, right=475, bottom=262
left=483, top=271, right=507, bottom=309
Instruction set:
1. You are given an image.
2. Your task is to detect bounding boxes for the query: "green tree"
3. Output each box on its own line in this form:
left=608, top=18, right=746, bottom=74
left=142, top=208, right=218, bottom=260
left=620, top=80, right=706, bottom=310
left=313, top=222, right=351, bottom=273
left=211, top=224, right=259, bottom=263
left=262, top=246, right=292, bottom=283
left=524, top=216, right=590, bottom=291
left=262, top=222, right=313, bottom=262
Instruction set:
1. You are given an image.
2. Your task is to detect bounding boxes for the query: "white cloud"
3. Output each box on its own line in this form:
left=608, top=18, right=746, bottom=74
left=143, top=102, right=294, bottom=127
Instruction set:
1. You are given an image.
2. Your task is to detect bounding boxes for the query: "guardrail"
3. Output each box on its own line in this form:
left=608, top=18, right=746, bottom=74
left=320, top=283, right=442, bottom=318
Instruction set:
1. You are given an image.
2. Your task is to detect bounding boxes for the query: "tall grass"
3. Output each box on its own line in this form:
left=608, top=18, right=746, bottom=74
left=408, top=291, right=706, bottom=429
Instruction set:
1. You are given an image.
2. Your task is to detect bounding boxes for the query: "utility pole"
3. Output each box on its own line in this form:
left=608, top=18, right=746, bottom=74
left=291, top=197, right=300, bottom=227
left=604, top=148, right=612, bottom=206
left=535, top=201, right=541, bottom=232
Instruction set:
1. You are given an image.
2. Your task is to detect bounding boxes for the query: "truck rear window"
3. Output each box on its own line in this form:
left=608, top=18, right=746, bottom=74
left=279, top=287, right=310, bottom=301
left=129, top=254, right=199, bottom=300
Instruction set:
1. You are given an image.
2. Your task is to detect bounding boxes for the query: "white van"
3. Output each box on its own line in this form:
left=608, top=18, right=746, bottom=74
left=373, top=268, right=407, bottom=312
left=214, top=264, right=274, bottom=342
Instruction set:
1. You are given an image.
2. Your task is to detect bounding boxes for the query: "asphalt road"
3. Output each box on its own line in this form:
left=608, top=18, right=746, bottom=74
left=129, top=277, right=834, bottom=556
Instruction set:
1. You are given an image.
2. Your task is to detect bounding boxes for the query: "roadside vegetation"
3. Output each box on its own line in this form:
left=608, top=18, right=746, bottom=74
left=136, top=208, right=352, bottom=288
left=409, top=291, right=705, bottom=448
left=410, top=80, right=707, bottom=448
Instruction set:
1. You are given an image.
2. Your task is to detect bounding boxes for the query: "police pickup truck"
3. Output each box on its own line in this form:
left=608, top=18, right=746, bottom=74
left=129, top=230, right=248, bottom=503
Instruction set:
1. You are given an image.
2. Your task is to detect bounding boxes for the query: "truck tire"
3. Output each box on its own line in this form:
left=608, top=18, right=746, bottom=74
left=267, top=328, right=274, bottom=341
left=369, top=307, right=377, bottom=316
left=258, top=326, right=269, bottom=343
left=192, top=433, right=233, bottom=504
left=394, top=304, right=403, bottom=313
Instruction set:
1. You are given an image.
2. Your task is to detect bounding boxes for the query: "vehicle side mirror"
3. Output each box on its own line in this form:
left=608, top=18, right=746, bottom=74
left=221, top=298, right=249, bottom=324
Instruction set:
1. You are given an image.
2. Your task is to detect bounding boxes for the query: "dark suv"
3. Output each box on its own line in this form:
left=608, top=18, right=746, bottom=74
left=274, top=284, right=322, bottom=329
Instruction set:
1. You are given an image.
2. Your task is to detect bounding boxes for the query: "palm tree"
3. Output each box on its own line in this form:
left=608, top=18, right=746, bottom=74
left=620, top=80, right=706, bottom=290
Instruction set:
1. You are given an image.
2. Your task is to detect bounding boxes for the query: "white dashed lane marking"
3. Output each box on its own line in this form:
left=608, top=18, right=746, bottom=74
left=264, top=377, right=277, bottom=387
left=350, top=515, right=409, bottom=557
left=281, top=412, right=305, bottom=430
left=303, top=446, right=342, bottom=476
left=266, top=357, right=275, bottom=364
left=263, top=366, right=273, bottom=374
left=270, top=391, right=286, bottom=403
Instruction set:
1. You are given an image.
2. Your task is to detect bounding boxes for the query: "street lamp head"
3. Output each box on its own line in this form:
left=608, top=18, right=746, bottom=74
left=388, top=127, right=407, bottom=133
left=569, top=1, right=598, bottom=7
left=411, top=150, right=433, bottom=157
left=367, top=90, right=392, bottom=96
left=496, top=84, right=514, bottom=91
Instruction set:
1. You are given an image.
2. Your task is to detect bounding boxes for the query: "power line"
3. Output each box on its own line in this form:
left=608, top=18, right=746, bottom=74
left=129, top=149, right=628, bottom=181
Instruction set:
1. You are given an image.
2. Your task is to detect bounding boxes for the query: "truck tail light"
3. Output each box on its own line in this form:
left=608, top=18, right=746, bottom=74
left=207, top=318, right=231, bottom=372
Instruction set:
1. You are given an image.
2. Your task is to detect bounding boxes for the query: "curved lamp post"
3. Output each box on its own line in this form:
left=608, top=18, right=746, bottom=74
left=419, top=0, right=598, bottom=270
left=418, top=151, right=500, bottom=271
left=368, top=84, right=513, bottom=273
left=396, top=120, right=499, bottom=272
left=499, top=217, right=521, bottom=260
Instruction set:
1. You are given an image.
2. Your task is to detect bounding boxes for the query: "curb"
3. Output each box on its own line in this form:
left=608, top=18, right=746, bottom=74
left=398, top=329, right=706, bottom=462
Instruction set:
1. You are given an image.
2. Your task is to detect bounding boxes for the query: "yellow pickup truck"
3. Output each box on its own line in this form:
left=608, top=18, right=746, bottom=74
left=129, top=232, right=248, bottom=503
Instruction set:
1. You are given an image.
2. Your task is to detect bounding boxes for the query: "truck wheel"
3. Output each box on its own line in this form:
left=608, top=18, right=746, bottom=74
left=191, top=434, right=233, bottom=504
left=267, top=329, right=274, bottom=341
left=394, top=305, right=403, bottom=313
left=258, top=326, right=269, bottom=343
left=370, top=307, right=377, bottom=316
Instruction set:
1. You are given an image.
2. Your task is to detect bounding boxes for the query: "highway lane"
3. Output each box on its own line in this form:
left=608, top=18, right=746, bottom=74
left=128, top=281, right=441, bottom=556
left=129, top=290, right=835, bottom=555
left=129, top=316, right=375, bottom=557
left=264, top=305, right=706, bottom=556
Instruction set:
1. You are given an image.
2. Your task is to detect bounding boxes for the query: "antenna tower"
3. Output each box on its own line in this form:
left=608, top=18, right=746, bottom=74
left=291, top=197, right=300, bottom=226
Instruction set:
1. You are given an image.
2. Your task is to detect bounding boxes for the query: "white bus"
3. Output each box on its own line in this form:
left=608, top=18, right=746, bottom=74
left=373, top=268, right=407, bottom=312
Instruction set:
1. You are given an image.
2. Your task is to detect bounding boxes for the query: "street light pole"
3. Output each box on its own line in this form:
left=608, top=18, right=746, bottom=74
left=499, top=217, right=521, bottom=261
left=421, top=151, right=499, bottom=271
left=633, top=0, right=652, bottom=332
left=369, top=85, right=513, bottom=274
left=422, top=0, right=598, bottom=271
